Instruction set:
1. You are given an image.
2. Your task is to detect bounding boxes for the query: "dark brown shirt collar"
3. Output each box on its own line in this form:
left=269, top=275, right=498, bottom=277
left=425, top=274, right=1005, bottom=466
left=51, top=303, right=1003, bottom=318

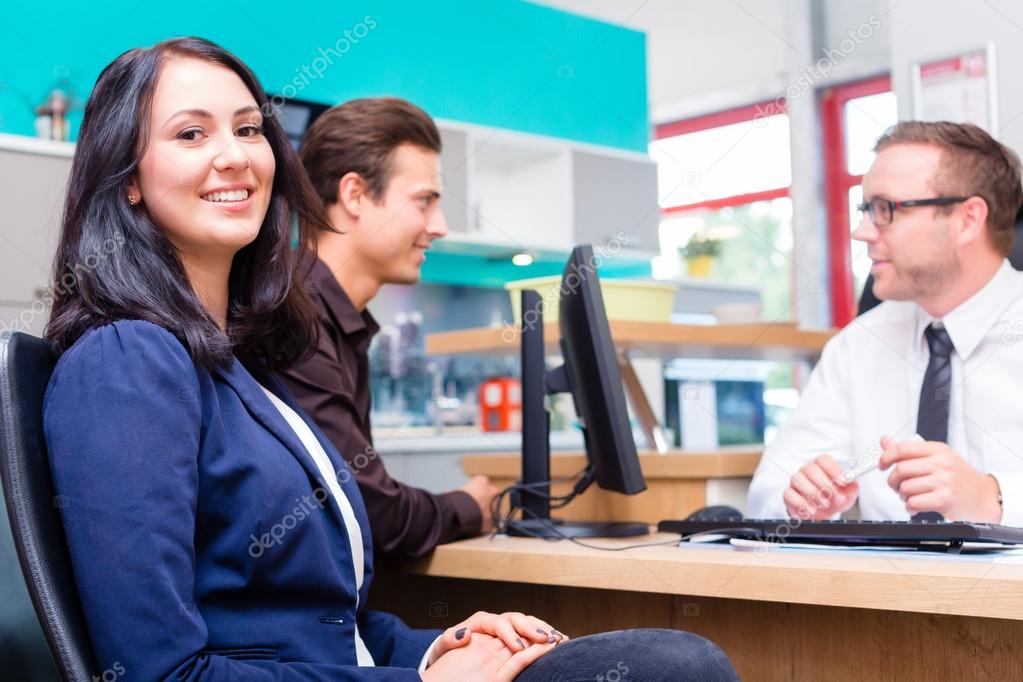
left=301, top=251, right=379, bottom=341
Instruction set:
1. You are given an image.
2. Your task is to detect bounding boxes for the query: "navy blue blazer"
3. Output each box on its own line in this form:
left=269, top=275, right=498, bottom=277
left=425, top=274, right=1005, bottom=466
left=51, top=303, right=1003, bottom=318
left=43, top=320, right=438, bottom=680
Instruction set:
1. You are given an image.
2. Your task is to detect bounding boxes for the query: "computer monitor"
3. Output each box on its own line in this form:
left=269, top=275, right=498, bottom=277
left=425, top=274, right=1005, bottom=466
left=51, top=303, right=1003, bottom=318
left=506, top=244, right=649, bottom=538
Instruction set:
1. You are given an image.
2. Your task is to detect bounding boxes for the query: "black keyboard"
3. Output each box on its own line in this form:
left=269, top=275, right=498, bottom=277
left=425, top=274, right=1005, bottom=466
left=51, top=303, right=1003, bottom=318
left=657, top=518, right=1023, bottom=552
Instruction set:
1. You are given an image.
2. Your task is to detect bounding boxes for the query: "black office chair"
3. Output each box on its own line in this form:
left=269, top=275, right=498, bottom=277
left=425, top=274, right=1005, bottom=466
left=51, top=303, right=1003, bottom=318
left=858, top=206, right=1023, bottom=315
left=0, top=332, right=97, bottom=681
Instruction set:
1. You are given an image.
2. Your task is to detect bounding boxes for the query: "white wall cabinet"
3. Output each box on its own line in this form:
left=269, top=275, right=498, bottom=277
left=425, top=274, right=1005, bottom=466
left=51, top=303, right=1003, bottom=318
left=437, top=122, right=659, bottom=258
left=0, top=134, right=73, bottom=334
left=572, top=149, right=659, bottom=254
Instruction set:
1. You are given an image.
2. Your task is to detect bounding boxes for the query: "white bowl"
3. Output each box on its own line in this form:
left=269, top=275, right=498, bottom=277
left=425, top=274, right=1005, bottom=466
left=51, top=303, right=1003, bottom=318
left=712, top=302, right=763, bottom=324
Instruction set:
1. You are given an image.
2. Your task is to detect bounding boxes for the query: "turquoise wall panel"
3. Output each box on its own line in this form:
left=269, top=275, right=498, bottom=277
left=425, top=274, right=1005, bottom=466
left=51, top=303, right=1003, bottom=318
left=420, top=251, right=652, bottom=288
left=0, top=0, right=648, bottom=151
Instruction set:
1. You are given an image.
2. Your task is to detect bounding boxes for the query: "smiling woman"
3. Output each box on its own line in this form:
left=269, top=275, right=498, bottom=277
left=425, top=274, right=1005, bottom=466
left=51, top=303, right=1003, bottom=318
left=45, top=37, right=331, bottom=370
left=130, top=59, right=277, bottom=329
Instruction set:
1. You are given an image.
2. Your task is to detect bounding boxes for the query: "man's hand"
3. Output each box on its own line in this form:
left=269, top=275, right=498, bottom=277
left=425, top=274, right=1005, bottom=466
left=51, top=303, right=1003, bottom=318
left=461, top=475, right=500, bottom=532
left=422, top=632, right=556, bottom=681
left=783, top=454, right=860, bottom=520
left=879, top=435, right=1003, bottom=522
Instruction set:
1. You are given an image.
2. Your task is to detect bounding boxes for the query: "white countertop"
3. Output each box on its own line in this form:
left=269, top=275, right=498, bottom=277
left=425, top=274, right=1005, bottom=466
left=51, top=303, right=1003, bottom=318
left=372, top=429, right=586, bottom=455
left=0, top=132, right=75, bottom=158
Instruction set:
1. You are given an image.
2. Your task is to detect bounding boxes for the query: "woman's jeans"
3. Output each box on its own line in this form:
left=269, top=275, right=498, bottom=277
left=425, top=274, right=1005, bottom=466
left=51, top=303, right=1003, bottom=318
left=514, top=628, right=739, bottom=681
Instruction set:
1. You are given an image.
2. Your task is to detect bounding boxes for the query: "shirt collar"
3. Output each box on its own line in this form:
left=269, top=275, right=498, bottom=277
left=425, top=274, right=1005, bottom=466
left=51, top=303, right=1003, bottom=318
left=914, top=259, right=1017, bottom=360
left=302, top=252, right=379, bottom=339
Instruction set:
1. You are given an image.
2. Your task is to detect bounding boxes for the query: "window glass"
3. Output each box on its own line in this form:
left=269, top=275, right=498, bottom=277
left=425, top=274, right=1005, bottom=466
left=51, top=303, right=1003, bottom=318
left=651, top=114, right=791, bottom=208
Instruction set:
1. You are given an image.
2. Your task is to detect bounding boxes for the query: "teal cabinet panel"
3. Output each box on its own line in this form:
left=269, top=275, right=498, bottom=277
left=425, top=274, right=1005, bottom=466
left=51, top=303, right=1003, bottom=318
left=0, top=1, right=648, bottom=151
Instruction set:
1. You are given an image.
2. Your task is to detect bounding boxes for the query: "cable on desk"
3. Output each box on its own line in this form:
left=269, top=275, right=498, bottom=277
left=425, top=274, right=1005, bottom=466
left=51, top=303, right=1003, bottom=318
left=491, top=505, right=708, bottom=551
left=489, top=467, right=590, bottom=536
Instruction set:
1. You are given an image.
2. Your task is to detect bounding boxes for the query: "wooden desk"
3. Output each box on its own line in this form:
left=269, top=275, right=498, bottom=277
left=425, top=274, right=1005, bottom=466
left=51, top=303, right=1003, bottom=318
left=462, top=449, right=761, bottom=523
left=371, top=535, right=1023, bottom=681
left=426, top=321, right=835, bottom=362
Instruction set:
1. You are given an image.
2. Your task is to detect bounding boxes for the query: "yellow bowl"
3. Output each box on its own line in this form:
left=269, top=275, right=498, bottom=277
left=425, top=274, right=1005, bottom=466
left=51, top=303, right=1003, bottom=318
left=506, top=275, right=677, bottom=324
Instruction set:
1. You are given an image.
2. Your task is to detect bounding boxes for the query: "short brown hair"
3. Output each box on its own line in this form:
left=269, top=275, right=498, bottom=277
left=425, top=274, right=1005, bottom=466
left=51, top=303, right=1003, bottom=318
left=874, top=121, right=1023, bottom=255
left=300, top=97, right=441, bottom=207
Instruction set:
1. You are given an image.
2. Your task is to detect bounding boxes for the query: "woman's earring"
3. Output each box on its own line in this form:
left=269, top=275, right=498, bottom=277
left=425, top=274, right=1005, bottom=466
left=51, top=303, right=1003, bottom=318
left=128, top=194, right=138, bottom=206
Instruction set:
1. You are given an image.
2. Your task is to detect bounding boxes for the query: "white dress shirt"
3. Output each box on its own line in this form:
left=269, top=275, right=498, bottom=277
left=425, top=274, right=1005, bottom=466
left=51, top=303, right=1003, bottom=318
left=259, top=385, right=438, bottom=671
left=748, top=259, right=1023, bottom=526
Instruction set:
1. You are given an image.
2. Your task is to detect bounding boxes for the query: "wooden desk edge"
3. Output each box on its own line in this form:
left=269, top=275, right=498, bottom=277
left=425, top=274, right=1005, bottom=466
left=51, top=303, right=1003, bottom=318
left=394, top=534, right=1023, bottom=622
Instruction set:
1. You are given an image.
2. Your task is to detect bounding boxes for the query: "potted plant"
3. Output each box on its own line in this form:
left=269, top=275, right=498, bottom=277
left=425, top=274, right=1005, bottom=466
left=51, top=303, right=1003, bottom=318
left=679, top=234, right=722, bottom=277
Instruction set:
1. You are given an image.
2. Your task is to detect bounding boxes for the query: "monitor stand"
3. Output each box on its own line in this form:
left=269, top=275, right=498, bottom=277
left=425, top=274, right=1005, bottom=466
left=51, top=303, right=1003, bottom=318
left=505, top=518, right=650, bottom=538
left=504, top=289, right=649, bottom=539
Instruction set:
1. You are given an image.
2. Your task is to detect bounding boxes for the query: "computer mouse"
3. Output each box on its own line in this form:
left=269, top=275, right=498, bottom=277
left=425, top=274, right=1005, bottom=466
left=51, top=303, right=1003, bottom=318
left=686, top=505, right=744, bottom=522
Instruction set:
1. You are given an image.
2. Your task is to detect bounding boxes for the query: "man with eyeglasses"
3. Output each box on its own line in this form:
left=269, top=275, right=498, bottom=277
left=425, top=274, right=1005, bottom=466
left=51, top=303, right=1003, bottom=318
left=748, top=120, right=1023, bottom=525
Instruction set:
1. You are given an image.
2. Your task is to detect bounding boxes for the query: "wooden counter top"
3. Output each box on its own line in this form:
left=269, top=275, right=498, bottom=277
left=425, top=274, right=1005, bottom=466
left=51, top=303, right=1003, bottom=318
left=461, top=448, right=762, bottom=479
left=402, top=533, right=1023, bottom=621
left=426, top=320, right=835, bottom=361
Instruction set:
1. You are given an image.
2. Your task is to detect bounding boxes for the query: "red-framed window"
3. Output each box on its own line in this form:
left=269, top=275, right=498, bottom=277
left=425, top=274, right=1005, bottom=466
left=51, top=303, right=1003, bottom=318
left=654, top=81, right=896, bottom=330
left=820, top=75, right=895, bottom=327
left=654, top=100, right=790, bottom=214
left=650, top=101, right=796, bottom=329
left=651, top=102, right=797, bottom=398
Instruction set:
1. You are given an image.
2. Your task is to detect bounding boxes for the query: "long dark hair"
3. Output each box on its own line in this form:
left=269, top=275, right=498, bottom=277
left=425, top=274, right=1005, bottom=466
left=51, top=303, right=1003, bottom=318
left=45, top=37, right=334, bottom=370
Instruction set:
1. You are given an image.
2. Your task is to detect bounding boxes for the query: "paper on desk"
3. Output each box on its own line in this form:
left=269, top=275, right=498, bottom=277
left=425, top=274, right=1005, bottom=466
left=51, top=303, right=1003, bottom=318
left=727, top=538, right=1023, bottom=554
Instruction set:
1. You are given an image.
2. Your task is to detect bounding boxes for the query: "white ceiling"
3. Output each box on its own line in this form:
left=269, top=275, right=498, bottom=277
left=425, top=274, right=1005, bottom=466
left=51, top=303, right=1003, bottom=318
left=537, top=0, right=793, bottom=123
left=538, top=1, right=893, bottom=125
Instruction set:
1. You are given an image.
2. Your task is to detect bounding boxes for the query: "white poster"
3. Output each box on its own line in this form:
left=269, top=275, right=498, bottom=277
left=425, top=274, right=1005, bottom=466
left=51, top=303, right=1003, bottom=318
left=912, top=45, right=998, bottom=134
left=679, top=381, right=719, bottom=450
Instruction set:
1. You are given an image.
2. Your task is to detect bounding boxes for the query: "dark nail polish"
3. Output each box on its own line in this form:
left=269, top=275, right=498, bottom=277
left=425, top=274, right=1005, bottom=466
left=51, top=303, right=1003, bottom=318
left=547, top=635, right=557, bottom=643
left=455, top=627, right=467, bottom=640
left=536, top=628, right=548, bottom=636
left=516, top=637, right=525, bottom=649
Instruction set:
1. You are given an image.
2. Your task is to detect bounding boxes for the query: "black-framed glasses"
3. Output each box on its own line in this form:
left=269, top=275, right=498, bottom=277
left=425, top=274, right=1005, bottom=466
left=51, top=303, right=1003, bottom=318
left=857, top=196, right=968, bottom=227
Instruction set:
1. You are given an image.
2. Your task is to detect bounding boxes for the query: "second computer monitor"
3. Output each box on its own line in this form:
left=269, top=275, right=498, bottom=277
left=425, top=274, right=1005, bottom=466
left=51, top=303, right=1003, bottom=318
left=509, top=244, right=647, bottom=538
left=559, top=244, right=645, bottom=496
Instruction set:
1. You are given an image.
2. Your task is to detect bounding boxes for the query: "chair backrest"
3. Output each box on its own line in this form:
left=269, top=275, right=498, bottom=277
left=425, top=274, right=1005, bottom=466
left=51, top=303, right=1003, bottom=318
left=0, top=332, right=97, bottom=681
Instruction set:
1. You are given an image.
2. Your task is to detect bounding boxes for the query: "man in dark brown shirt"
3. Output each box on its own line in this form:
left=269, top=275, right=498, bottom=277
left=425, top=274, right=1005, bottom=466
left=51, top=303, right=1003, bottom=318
left=282, top=97, right=498, bottom=558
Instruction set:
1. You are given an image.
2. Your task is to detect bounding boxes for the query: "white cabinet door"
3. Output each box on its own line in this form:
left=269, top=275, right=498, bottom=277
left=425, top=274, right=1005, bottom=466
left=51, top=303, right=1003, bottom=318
left=437, top=127, right=471, bottom=234
left=0, top=144, right=72, bottom=302
left=572, top=150, right=659, bottom=254
left=472, top=140, right=572, bottom=250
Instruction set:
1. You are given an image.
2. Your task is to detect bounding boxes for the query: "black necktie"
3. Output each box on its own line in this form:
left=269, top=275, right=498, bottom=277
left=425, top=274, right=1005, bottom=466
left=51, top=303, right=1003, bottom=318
left=913, top=323, right=954, bottom=522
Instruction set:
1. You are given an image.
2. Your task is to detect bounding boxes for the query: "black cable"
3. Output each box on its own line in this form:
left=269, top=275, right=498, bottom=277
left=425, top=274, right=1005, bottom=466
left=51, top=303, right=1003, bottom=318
left=501, top=506, right=710, bottom=551
left=488, top=467, right=590, bottom=535
left=487, top=469, right=736, bottom=551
